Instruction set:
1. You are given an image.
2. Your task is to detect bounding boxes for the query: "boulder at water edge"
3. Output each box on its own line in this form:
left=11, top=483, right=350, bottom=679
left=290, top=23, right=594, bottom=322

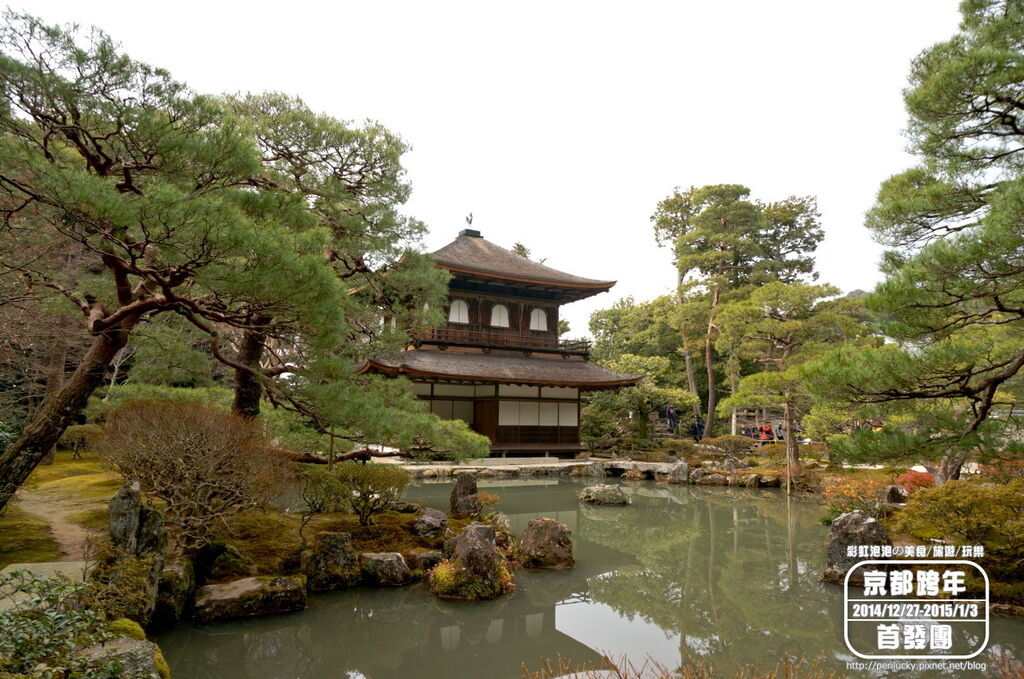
left=301, top=532, right=360, bottom=591
left=579, top=484, right=629, bottom=505
left=822, top=510, right=891, bottom=586
left=429, top=523, right=512, bottom=600
left=107, top=483, right=167, bottom=626
left=518, top=518, right=574, bottom=569
left=194, top=542, right=257, bottom=584
left=360, top=552, right=413, bottom=586
left=192, top=575, right=307, bottom=623
left=80, top=636, right=170, bottom=679
left=154, top=557, right=195, bottom=626
left=412, top=507, right=448, bottom=540
left=667, top=461, right=689, bottom=484
left=450, top=472, right=482, bottom=517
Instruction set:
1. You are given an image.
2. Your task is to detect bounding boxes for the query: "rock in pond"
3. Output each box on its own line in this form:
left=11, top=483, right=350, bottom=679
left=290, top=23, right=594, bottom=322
left=192, top=575, right=307, bottom=623
left=194, top=541, right=257, bottom=584
left=822, top=510, right=891, bottom=585
left=570, top=461, right=607, bottom=478
left=301, top=532, right=360, bottom=592
left=450, top=471, right=481, bottom=517
left=518, top=518, right=574, bottom=569
left=667, top=461, right=689, bottom=484
left=412, top=507, right=448, bottom=540
left=154, top=557, right=195, bottom=626
left=579, top=484, right=629, bottom=506
left=360, top=552, right=412, bottom=586
left=759, top=474, right=781, bottom=488
left=429, top=522, right=512, bottom=600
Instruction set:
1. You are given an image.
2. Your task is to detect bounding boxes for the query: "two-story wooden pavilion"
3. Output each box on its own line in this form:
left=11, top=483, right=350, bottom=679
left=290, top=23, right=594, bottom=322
left=360, top=229, right=640, bottom=457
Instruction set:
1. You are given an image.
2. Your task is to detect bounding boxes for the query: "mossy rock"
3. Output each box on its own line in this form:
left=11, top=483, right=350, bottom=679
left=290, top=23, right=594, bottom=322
left=192, top=575, right=307, bottom=623
left=106, top=618, right=146, bottom=641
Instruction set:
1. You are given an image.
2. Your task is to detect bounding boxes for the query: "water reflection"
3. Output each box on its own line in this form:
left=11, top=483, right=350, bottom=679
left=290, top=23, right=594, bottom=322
left=157, top=479, right=1024, bottom=678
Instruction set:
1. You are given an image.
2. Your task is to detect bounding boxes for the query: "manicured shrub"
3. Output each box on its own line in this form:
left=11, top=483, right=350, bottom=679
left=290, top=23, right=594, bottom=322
left=894, top=479, right=1024, bottom=583
left=894, top=470, right=934, bottom=494
left=334, top=462, right=411, bottom=526
left=700, top=435, right=756, bottom=457
left=659, top=439, right=697, bottom=455
left=96, top=400, right=295, bottom=549
left=0, top=570, right=120, bottom=678
left=58, top=423, right=104, bottom=458
left=298, top=466, right=348, bottom=547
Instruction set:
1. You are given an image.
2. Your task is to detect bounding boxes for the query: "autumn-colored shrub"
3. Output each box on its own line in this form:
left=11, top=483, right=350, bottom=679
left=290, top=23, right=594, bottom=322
left=894, top=470, right=934, bottom=494
left=96, top=400, right=294, bottom=549
left=821, top=476, right=887, bottom=517
left=978, top=458, right=1024, bottom=484
left=622, top=469, right=644, bottom=481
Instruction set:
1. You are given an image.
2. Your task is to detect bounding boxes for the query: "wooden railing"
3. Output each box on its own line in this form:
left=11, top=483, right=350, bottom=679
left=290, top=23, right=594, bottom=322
left=416, top=327, right=591, bottom=355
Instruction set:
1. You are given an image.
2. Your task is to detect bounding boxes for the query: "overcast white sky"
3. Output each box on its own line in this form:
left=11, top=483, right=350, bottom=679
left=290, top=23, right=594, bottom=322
left=22, top=1, right=963, bottom=336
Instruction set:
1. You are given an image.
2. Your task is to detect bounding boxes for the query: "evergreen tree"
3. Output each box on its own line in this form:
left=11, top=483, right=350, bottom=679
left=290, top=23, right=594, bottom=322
left=812, top=0, right=1024, bottom=481
left=651, top=184, right=823, bottom=435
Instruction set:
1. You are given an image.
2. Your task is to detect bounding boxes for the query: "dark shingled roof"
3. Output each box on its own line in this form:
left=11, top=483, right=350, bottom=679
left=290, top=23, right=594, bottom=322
left=360, top=349, right=641, bottom=389
left=432, top=234, right=615, bottom=290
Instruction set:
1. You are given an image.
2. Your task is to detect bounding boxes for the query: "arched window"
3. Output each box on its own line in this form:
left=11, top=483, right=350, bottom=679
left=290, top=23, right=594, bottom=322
left=448, top=299, right=469, bottom=324
left=529, top=308, right=548, bottom=331
left=490, top=304, right=509, bottom=327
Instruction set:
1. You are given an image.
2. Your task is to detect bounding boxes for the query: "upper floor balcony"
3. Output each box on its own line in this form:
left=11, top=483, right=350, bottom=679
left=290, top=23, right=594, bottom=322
left=415, top=326, right=591, bottom=356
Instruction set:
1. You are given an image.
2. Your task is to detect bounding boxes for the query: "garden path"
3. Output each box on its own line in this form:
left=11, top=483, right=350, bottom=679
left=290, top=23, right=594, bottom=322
left=14, top=486, right=91, bottom=561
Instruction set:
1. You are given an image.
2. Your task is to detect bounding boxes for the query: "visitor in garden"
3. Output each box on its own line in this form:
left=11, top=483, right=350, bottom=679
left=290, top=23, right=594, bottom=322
left=691, top=416, right=705, bottom=442
left=774, top=423, right=785, bottom=441
left=665, top=403, right=678, bottom=434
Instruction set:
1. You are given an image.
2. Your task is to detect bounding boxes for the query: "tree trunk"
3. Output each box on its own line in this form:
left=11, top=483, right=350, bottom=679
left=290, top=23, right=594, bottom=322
left=681, top=347, right=702, bottom=420
left=784, top=400, right=798, bottom=495
left=232, top=325, right=268, bottom=420
left=703, top=292, right=719, bottom=437
left=924, top=453, right=966, bottom=486
left=730, top=408, right=737, bottom=436
left=40, top=322, right=70, bottom=465
left=0, top=326, right=131, bottom=512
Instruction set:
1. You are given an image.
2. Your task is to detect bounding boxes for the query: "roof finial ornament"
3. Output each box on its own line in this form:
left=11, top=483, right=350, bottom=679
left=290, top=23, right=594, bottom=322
left=465, top=212, right=473, bottom=226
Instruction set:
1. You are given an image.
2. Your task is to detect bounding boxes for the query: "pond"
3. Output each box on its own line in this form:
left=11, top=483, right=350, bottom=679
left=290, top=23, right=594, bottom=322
left=157, top=478, right=1024, bottom=678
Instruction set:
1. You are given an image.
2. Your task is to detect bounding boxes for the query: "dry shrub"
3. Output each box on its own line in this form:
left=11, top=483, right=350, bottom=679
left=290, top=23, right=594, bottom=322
left=475, top=491, right=501, bottom=509
left=821, top=476, right=886, bottom=516
left=95, top=400, right=294, bottom=549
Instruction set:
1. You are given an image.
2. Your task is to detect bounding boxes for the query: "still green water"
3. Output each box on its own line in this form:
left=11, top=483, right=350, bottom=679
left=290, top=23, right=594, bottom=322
left=157, top=478, right=1024, bottom=678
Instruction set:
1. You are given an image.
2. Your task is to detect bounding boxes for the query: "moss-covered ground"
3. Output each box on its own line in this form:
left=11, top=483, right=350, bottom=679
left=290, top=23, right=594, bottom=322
left=0, top=502, right=61, bottom=567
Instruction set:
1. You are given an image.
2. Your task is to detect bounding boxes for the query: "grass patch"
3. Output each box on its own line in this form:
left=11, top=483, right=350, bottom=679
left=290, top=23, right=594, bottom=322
left=36, top=471, right=123, bottom=501
left=23, top=451, right=108, bottom=489
left=0, top=503, right=61, bottom=567
left=67, top=506, right=110, bottom=532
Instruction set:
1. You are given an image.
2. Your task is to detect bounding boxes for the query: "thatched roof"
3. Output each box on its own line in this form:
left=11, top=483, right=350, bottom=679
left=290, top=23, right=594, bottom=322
left=360, top=348, right=641, bottom=389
